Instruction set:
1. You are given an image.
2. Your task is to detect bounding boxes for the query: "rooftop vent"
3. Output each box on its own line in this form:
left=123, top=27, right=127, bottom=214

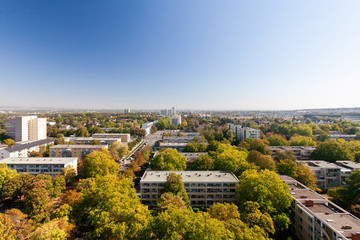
left=326, top=219, right=334, bottom=223
left=300, top=195, right=307, bottom=199
left=325, top=212, right=330, bottom=215
left=342, top=225, right=352, bottom=229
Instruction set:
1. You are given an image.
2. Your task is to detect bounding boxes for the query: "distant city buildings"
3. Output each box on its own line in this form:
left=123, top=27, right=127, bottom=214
left=6, top=116, right=47, bottom=142
left=280, top=175, right=360, bottom=240
left=124, top=108, right=131, bottom=114
left=268, top=146, right=316, bottom=160
left=0, top=157, right=78, bottom=178
left=227, top=124, right=260, bottom=141
left=0, top=139, right=54, bottom=159
left=50, top=144, right=106, bottom=159
left=140, top=171, right=238, bottom=207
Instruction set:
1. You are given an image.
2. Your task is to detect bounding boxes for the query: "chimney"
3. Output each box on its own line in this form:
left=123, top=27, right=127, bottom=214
left=305, top=200, right=314, bottom=207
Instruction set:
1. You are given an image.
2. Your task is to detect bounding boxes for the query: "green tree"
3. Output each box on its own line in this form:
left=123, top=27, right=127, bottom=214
left=267, top=135, right=288, bottom=146
left=236, top=169, right=292, bottom=232
left=50, top=175, right=66, bottom=198
left=24, top=188, right=53, bottom=223
left=290, top=134, right=316, bottom=146
left=190, top=154, right=214, bottom=170
left=162, top=173, right=189, bottom=205
left=71, top=175, right=152, bottom=239
left=88, top=126, right=104, bottom=135
left=247, top=150, right=276, bottom=171
left=75, top=127, right=90, bottom=137
left=89, top=139, right=102, bottom=145
left=0, top=164, right=18, bottom=201
left=3, top=138, right=16, bottom=147
left=151, top=149, right=187, bottom=171
left=311, top=139, right=352, bottom=162
left=158, top=192, right=186, bottom=210
left=80, top=150, right=119, bottom=178
left=212, top=144, right=249, bottom=176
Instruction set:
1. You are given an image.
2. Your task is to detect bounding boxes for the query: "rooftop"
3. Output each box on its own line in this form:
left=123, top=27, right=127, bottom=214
left=141, top=171, right=239, bottom=183
left=302, top=160, right=341, bottom=169
left=268, top=146, right=316, bottom=150
left=0, top=157, right=77, bottom=165
left=92, top=133, right=130, bottom=136
left=3, top=139, right=54, bottom=153
left=337, top=161, right=360, bottom=170
left=50, top=144, right=105, bottom=149
left=316, top=213, right=360, bottom=235
left=289, top=188, right=326, bottom=201
left=159, top=142, right=188, bottom=146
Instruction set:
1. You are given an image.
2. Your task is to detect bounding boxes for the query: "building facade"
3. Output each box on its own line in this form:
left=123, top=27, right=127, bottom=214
left=227, top=124, right=260, bottom=141
left=140, top=171, right=238, bottom=207
left=170, top=115, right=182, bottom=126
left=0, top=157, right=78, bottom=178
left=268, top=146, right=316, bottom=160
left=6, top=116, right=47, bottom=142
left=280, top=175, right=360, bottom=240
left=70, top=137, right=121, bottom=146
left=0, top=139, right=54, bottom=160
left=50, top=145, right=106, bottom=159
left=92, top=133, right=130, bottom=143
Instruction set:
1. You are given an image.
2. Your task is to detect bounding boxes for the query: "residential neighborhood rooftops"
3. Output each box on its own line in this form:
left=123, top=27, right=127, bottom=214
left=4, top=139, right=54, bottom=153
left=141, top=171, right=239, bottom=183
left=0, top=157, right=77, bottom=165
left=50, top=144, right=105, bottom=149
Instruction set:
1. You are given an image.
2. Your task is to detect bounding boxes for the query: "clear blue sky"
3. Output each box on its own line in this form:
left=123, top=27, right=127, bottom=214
left=1, top=0, right=360, bottom=110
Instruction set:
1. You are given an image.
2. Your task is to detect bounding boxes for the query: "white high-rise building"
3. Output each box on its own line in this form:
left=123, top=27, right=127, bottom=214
left=6, top=116, right=47, bottom=142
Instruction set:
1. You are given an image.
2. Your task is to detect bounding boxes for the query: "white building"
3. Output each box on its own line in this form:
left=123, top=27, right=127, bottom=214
left=0, top=139, right=54, bottom=159
left=170, top=115, right=181, bottom=126
left=141, top=122, right=154, bottom=136
left=6, top=116, right=47, bottom=142
left=0, top=157, right=78, bottom=177
left=140, top=171, right=238, bottom=207
left=227, top=124, right=260, bottom=141
left=124, top=108, right=131, bottom=114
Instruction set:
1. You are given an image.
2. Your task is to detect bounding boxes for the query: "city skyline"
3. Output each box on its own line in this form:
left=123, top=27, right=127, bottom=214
left=1, top=1, right=360, bottom=110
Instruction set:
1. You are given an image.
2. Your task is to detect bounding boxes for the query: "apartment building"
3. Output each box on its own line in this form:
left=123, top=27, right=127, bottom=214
left=0, top=157, right=77, bottom=177
left=157, top=142, right=188, bottom=151
left=227, top=124, right=260, bottom=141
left=141, top=122, right=154, bottom=136
left=6, top=116, right=47, bottom=142
left=0, top=139, right=54, bottom=159
left=140, top=171, right=238, bottom=207
left=336, top=161, right=360, bottom=185
left=280, top=175, right=360, bottom=240
left=301, top=161, right=342, bottom=191
left=50, top=145, right=106, bottom=159
left=170, top=115, right=182, bottom=126
left=92, top=133, right=130, bottom=143
left=180, top=152, right=207, bottom=164
left=163, top=136, right=197, bottom=143
left=268, top=146, right=316, bottom=160
left=70, top=137, right=121, bottom=146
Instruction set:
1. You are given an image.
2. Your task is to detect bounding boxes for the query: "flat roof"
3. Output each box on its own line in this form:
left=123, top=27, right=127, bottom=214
left=3, top=139, right=54, bottom=153
left=337, top=161, right=360, bottom=170
left=92, top=133, right=130, bottom=136
left=0, top=157, right=77, bottom=164
left=159, top=142, right=188, bottom=146
left=50, top=144, right=105, bottom=149
left=73, top=137, right=121, bottom=141
left=289, top=189, right=326, bottom=201
left=141, top=171, right=239, bottom=183
left=302, top=161, right=341, bottom=169
left=316, top=213, right=360, bottom=234
left=268, top=146, right=316, bottom=150
left=307, top=204, right=338, bottom=214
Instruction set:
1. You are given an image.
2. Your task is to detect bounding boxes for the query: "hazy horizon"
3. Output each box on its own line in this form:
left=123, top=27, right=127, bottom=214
left=1, top=1, right=360, bottom=110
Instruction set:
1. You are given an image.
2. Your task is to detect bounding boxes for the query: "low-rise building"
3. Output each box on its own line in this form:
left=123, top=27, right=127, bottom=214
left=170, top=115, right=182, bottom=126
left=280, top=175, right=360, bottom=240
left=92, top=133, right=130, bottom=143
left=301, top=161, right=342, bottom=190
left=330, top=134, right=356, bottom=141
left=163, top=136, right=196, bottom=143
left=141, top=122, right=154, bottom=136
left=227, top=124, right=260, bottom=141
left=157, top=142, right=188, bottom=151
left=180, top=152, right=207, bottom=164
left=71, top=137, right=121, bottom=146
left=140, top=171, right=238, bottom=207
left=336, top=161, right=360, bottom=184
left=50, top=145, right=106, bottom=159
left=0, top=139, right=54, bottom=159
left=0, top=157, right=78, bottom=177
left=268, top=146, right=316, bottom=160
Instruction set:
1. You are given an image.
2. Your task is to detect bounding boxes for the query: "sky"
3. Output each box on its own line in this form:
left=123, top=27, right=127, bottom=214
left=1, top=0, right=360, bottom=110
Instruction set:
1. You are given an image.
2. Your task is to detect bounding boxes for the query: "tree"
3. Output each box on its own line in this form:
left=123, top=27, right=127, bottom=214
left=29, top=150, right=42, bottom=157
left=80, top=150, right=119, bottom=178
left=289, top=134, right=316, bottom=146
left=51, top=175, right=66, bottom=198
left=0, top=209, right=34, bottom=239
left=62, top=166, right=77, bottom=186
left=277, top=159, right=297, bottom=177
left=296, top=164, right=317, bottom=190
left=88, top=126, right=104, bottom=135
left=150, top=149, right=186, bottom=171
left=236, top=169, right=292, bottom=232
left=240, top=201, right=275, bottom=235
left=158, top=192, right=186, bottom=210
left=247, top=150, right=276, bottom=171
left=75, top=127, right=89, bottom=137
left=162, top=173, right=189, bottom=205
left=267, top=135, right=288, bottom=146
left=2, top=173, right=35, bottom=201
left=89, top=139, right=102, bottom=145
left=311, top=139, right=352, bottom=162
left=212, top=144, right=249, bottom=176
left=29, top=219, right=68, bottom=240
left=190, top=154, right=214, bottom=170
left=24, top=188, right=53, bottom=223
left=274, top=150, right=297, bottom=161
left=141, top=146, right=152, bottom=161
left=208, top=202, right=240, bottom=222
left=71, top=175, right=152, bottom=239
left=0, top=164, right=18, bottom=201
left=3, top=138, right=16, bottom=147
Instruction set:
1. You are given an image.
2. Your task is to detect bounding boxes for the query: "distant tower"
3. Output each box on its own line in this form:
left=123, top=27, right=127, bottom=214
left=124, top=108, right=131, bottom=114
left=172, top=106, right=176, bottom=116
